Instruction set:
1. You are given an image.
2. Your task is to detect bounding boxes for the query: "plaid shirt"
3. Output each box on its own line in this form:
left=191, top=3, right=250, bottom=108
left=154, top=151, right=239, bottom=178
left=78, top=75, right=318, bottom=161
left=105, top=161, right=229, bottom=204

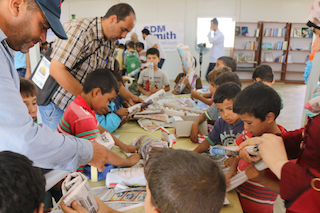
left=51, top=17, right=115, bottom=110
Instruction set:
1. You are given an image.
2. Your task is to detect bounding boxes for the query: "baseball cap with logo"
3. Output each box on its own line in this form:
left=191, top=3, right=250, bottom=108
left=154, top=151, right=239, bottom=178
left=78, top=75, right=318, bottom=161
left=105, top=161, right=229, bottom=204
left=35, top=0, right=68, bottom=40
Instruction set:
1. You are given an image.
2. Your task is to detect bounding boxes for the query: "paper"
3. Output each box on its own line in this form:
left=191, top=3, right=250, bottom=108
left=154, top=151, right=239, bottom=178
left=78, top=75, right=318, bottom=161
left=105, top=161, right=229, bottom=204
left=131, top=135, right=167, bottom=160
left=210, top=145, right=259, bottom=156
left=106, top=167, right=147, bottom=188
left=32, top=57, right=51, bottom=89
left=62, top=172, right=98, bottom=213
left=95, top=131, right=115, bottom=150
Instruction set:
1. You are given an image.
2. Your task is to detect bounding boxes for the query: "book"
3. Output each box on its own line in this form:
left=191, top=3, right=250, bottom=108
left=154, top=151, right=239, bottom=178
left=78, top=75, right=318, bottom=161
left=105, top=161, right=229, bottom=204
left=235, top=26, right=241, bottom=36
left=255, top=28, right=260, bottom=37
left=238, top=53, right=246, bottom=62
left=262, top=43, right=272, bottom=49
left=302, top=27, right=309, bottom=37
left=245, top=53, right=254, bottom=62
left=241, top=26, right=249, bottom=36
left=264, top=52, right=274, bottom=62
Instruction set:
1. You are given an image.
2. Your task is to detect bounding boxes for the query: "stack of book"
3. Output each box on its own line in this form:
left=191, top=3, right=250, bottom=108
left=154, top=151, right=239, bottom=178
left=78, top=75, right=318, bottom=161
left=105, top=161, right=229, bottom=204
left=274, top=54, right=286, bottom=63
left=241, top=41, right=258, bottom=50
left=274, top=41, right=288, bottom=50
left=264, top=28, right=287, bottom=37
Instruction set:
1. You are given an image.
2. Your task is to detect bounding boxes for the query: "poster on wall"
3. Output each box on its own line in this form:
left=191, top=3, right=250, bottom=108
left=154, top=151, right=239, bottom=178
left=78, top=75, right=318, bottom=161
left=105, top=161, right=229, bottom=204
left=134, top=23, right=184, bottom=52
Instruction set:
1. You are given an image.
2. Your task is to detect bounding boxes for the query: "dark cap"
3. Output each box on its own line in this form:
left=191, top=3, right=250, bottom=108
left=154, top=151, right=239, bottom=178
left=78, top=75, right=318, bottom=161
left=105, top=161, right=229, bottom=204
left=35, top=0, right=68, bottom=40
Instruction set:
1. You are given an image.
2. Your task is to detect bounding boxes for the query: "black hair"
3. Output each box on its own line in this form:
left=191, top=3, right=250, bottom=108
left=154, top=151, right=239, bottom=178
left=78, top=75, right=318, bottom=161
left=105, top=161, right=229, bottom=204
left=214, top=82, right=241, bottom=104
left=83, top=69, right=119, bottom=94
left=233, top=82, right=281, bottom=121
left=214, top=72, right=242, bottom=88
left=119, top=43, right=125, bottom=49
left=142, top=28, right=150, bottom=35
left=145, top=148, right=226, bottom=213
left=127, top=41, right=135, bottom=49
left=146, top=48, right=160, bottom=58
left=212, top=18, right=218, bottom=25
left=20, top=77, right=38, bottom=97
left=136, top=42, right=145, bottom=49
left=103, top=3, right=135, bottom=22
left=193, top=56, right=197, bottom=68
left=0, top=151, right=46, bottom=213
left=217, top=56, right=237, bottom=72
left=252, top=65, right=274, bottom=83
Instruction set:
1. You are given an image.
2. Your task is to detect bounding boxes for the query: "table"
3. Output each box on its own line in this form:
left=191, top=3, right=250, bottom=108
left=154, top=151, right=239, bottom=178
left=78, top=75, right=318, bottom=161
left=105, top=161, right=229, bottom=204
left=89, top=121, right=243, bottom=213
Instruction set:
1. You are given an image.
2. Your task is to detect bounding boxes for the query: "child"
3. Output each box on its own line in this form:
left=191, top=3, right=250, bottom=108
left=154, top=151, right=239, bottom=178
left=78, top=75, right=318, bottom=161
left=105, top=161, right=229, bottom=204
left=0, top=151, right=46, bottom=213
left=190, top=70, right=240, bottom=143
left=252, top=64, right=283, bottom=109
left=57, top=69, right=140, bottom=169
left=62, top=148, right=226, bottom=213
left=136, top=42, right=146, bottom=63
left=19, top=77, right=38, bottom=122
left=123, top=41, right=140, bottom=73
left=137, top=48, right=170, bottom=96
left=191, top=56, right=236, bottom=105
left=215, top=56, right=237, bottom=72
left=226, top=82, right=286, bottom=213
left=172, top=56, right=203, bottom=94
left=114, top=41, right=124, bottom=76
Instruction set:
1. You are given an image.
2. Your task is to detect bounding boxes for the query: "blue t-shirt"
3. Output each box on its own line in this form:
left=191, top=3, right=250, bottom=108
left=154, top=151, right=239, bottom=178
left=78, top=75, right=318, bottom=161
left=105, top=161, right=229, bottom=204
left=207, top=118, right=244, bottom=146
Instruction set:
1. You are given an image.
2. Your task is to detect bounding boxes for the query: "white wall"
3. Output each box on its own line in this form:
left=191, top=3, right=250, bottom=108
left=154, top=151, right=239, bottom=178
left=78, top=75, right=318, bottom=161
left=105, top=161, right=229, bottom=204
left=61, top=0, right=314, bottom=79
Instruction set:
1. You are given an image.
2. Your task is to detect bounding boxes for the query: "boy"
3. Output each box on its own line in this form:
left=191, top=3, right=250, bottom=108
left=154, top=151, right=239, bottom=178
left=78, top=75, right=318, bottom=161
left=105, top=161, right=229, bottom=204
left=137, top=48, right=170, bottom=96
left=123, top=41, right=140, bottom=73
left=20, top=77, right=38, bottom=122
left=136, top=42, right=146, bottom=63
left=0, top=151, right=46, bottom=213
left=191, top=56, right=236, bottom=104
left=226, top=82, right=286, bottom=213
left=62, top=148, right=226, bottom=213
left=194, top=82, right=242, bottom=153
left=57, top=69, right=140, bottom=169
left=252, top=64, right=283, bottom=109
left=190, top=70, right=240, bottom=143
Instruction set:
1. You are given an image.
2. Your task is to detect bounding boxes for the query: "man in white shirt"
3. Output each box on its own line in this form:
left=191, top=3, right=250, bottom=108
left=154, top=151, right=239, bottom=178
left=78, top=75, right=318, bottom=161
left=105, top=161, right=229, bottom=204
left=206, top=18, right=225, bottom=82
left=142, top=28, right=166, bottom=68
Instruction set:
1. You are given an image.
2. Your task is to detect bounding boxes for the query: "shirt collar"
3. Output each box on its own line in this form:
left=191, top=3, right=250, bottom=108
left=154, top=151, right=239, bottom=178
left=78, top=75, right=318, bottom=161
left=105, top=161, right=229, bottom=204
left=0, top=28, right=15, bottom=57
left=74, top=95, right=96, bottom=117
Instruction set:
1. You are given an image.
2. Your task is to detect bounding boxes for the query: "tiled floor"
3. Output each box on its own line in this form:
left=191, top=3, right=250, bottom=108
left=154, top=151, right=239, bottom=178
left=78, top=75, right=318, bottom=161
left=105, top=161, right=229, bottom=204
left=169, top=80, right=307, bottom=213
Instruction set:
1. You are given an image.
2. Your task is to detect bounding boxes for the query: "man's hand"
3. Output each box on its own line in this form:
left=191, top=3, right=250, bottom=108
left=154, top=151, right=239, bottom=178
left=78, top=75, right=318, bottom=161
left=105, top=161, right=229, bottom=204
left=95, top=106, right=109, bottom=115
left=115, top=108, right=128, bottom=117
left=128, top=96, right=145, bottom=105
left=88, top=142, right=109, bottom=172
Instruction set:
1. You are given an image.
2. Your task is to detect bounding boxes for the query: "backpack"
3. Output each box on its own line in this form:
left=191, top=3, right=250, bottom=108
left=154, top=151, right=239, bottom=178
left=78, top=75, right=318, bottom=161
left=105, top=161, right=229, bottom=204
left=125, top=50, right=140, bottom=73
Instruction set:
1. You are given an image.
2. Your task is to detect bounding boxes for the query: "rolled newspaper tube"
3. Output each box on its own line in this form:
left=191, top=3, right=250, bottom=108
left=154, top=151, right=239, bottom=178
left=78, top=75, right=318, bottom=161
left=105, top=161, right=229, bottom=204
left=209, top=145, right=259, bottom=156
left=128, top=68, right=140, bottom=77
left=210, top=148, right=238, bottom=156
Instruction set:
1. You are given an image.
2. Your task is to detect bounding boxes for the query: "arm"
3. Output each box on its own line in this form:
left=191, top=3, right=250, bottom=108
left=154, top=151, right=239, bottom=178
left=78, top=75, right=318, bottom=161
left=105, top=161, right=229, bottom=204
left=24, top=52, right=32, bottom=79
left=118, top=84, right=145, bottom=105
left=207, top=31, right=224, bottom=44
left=96, top=113, right=121, bottom=133
left=163, top=84, right=170, bottom=92
left=50, top=59, right=83, bottom=97
left=138, top=84, right=151, bottom=96
left=193, top=139, right=211, bottom=153
left=225, top=157, right=240, bottom=187
left=153, top=44, right=158, bottom=49
left=190, top=113, right=206, bottom=143
left=191, top=90, right=214, bottom=105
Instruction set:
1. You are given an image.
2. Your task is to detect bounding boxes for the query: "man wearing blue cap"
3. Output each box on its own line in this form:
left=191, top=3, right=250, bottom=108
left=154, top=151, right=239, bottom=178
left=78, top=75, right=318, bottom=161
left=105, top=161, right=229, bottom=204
left=38, top=3, right=144, bottom=131
left=0, top=0, right=110, bottom=172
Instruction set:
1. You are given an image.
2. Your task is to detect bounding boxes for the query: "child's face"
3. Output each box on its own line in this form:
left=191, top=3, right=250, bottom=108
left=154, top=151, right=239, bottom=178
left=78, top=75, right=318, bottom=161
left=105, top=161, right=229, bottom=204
left=215, top=60, right=225, bottom=69
left=215, top=99, right=239, bottom=125
left=209, top=82, right=218, bottom=95
left=146, top=54, right=160, bottom=69
left=144, top=183, right=158, bottom=213
left=22, top=95, right=37, bottom=122
left=92, top=89, right=117, bottom=111
left=238, top=113, right=269, bottom=136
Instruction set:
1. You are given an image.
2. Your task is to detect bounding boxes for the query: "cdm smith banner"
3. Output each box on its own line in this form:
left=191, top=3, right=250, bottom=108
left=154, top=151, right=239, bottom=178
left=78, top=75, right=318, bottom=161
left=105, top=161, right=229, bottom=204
left=136, top=23, right=184, bottom=52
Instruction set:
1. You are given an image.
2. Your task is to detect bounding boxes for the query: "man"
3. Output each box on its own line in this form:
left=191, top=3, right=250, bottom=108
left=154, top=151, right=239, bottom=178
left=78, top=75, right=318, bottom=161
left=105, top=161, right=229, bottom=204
left=206, top=18, right=224, bottom=82
left=0, top=0, right=112, bottom=172
left=142, top=28, right=166, bottom=68
left=39, top=3, right=143, bottom=130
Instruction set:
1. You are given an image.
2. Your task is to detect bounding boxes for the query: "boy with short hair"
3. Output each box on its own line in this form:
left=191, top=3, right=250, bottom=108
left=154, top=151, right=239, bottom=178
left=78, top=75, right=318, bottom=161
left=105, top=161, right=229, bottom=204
left=20, top=77, right=38, bottom=122
left=57, top=69, right=140, bottom=168
left=137, top=48, right=170, bottom=96
left=226, top=82, right=286, bottom=213
left=124, top=41, right=140, bottom=72
left=215, top=56, right=237, bottom=72
left=252, top=64, right=283, bottom=109
left=190, top=70, right=240, bottom=143
left=0, top=151, right=46, bottom=213
left=136, top=42, right=146, bottom=63
left=62, top=148, right=226, bottom=213
left=194, top=83, right=243, bottom=155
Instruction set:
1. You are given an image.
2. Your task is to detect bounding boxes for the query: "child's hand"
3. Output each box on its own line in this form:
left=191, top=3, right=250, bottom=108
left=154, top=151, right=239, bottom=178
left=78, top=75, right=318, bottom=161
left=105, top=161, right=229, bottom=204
left=150, top=86, right=156, bottom=93
left=190, top=123, right=200, bottom=143
left=223, top=156, right=235, bottom=167
left=225, top=172, right=236, bottom=188
left=145, top=91, right=152, bottom=96
left=122, top=144, right=137, bottom=153
left=119, top=116, right=130, bottom=127
left=183, top=77, right=189, bottom=86
left=115, top=108, right=128, bottom=117
left=191, top=89, right=200, bottom=100
left=127, top=153, right=141, bottom=166
left=245, top=164, right=264, bottom=183
left=238, top=148, right=262, bottom=163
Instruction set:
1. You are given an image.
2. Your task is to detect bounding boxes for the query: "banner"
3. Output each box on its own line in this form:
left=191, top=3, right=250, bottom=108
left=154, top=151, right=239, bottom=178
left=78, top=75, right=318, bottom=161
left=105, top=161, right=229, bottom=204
left=135, top=23, right=184, bottom=52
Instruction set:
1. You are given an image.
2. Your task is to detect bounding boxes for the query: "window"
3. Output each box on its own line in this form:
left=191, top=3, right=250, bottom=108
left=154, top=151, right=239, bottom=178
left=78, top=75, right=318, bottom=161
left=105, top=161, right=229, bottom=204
left=197, top=17, right=235, bottom=48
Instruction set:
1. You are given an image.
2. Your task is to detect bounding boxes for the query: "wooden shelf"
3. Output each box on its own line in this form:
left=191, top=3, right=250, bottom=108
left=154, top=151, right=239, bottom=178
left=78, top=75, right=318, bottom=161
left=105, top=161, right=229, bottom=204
left=286, top=71, right=305, bottom=74
left=290, top=37, right=313, bottom=39
left=263, top=36, right=286, bottom=38
left=236, top=61, right=258, bottom=64
left=260, top=62, right=286, bottom=64
left=235, top=36, right=258, bottom=38
left=284, top=80, right=305, bottom=84
left=234, top=49, right=258, bottom=51
left=287, top=63, right=306, bottom=65
left=261, top=49, right=286, bottom=51
left=289, top=50, right=310, bottom=52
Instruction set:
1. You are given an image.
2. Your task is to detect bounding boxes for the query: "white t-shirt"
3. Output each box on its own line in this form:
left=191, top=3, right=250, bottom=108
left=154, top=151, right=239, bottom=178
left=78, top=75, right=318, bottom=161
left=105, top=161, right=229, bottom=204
left=145, top=35, right=166, bottom=59
left=207, top=29, right=225, bottom=63
left=137, top=68, right=170, bottom=90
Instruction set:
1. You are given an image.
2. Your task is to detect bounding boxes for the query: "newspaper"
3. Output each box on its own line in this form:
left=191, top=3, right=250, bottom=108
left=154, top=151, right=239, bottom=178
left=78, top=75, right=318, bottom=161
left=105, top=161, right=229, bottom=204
left=61, top=172, right=98, bottom=213
left=106, top=167, right=147, bottom=188
left=95, top=131, right=115, bottom=150
left=131, top=135, right=167, bottom=160
left=210, top=145, right=259, bottom=156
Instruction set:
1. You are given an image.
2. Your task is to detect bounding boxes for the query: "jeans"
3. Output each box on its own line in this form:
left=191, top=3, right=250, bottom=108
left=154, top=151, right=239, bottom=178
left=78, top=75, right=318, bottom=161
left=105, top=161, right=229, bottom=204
left=17, top=68, right=26, bottom=78
left=158, top=58, right=165, bottom=69
left=206, top=63, right=216, bottom=82
left=38, top=101, right=64, bottom=130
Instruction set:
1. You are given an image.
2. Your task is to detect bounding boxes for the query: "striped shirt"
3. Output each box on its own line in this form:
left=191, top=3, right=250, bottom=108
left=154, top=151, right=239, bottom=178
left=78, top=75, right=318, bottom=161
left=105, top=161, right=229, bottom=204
left=235, top=126, right=286, bottom=213
left=51, top=17, right=115, bottom=110
left=57, top=95, right=100, bottom=141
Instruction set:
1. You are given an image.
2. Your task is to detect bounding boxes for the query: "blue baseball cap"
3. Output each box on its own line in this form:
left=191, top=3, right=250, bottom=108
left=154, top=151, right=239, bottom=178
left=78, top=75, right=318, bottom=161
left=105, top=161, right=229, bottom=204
left=35, top=0, right=68, bottom=40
